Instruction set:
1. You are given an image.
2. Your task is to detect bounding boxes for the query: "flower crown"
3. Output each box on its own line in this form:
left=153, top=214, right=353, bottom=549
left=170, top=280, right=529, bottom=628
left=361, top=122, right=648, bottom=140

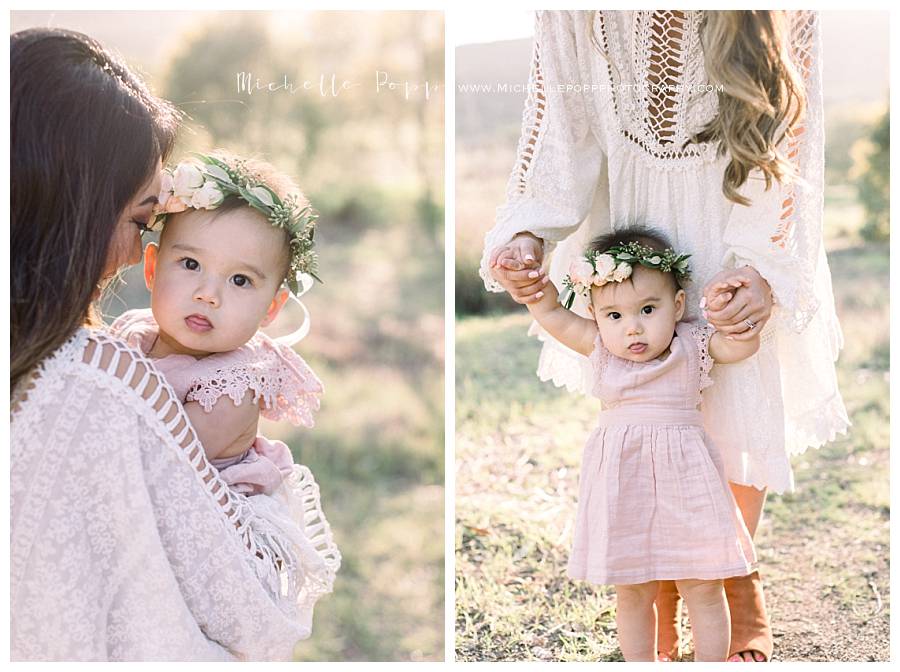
left=152, top=153, right=319, bottom=296
left=561, top=241, right=691, bottom=309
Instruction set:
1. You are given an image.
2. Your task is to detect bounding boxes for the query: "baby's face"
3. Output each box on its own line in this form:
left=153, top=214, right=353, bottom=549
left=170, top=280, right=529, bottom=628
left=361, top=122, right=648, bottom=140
left=589, top=265, right=685, bottom=362
left=145, top=207, right=288, bottom=356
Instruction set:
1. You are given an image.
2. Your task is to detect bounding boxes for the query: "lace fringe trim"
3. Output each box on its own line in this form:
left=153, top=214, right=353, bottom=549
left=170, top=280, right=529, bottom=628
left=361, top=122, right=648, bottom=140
left=74, top=331, right=303, bottom=608
left=689, top=322, right=716, bottom=392
left=282, top=465, right=342, bottom=610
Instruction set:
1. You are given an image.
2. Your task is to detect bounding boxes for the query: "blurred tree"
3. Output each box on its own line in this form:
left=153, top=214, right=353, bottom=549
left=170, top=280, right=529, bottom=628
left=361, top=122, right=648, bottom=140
left=850, top=107, right=889, bottom=242
left=162, top=13, right=326, bottom=175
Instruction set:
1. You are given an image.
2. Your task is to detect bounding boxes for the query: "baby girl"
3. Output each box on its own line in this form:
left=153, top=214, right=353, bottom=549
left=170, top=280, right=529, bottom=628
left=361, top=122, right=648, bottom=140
left=110, top=151, right=339, bottom=636
left=524, top=224, right=759, bottom=661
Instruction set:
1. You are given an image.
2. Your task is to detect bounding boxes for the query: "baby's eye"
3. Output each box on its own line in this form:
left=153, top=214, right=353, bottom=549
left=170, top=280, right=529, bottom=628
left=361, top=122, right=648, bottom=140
left=180, top=257, right=200, bottom=271
left=607, top=312, right=621, bottom=320
left=642, top=305, right=654, bottom=315
left=231, top=274, right=253, bottom=288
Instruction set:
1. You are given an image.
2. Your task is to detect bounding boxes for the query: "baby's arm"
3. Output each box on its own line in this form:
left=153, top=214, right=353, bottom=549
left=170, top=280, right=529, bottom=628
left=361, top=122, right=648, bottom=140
left=183, top=397, right=261, bottom=462
left=526, top=280, right=598, bottom=357
left=707, top=329, right=760, bottom=364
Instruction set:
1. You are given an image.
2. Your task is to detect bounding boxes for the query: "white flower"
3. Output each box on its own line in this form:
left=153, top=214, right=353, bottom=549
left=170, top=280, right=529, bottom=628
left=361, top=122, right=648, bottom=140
left=172, top=163, right=204, bottom=200
left=593, top=253, right=616, bottom=281
left=648, top=255, right=662, bottom=265
left=612, top=261, right=632, bottom=282
left=157, top=170, right=175, bottom=209
left=569, top=259, right=596, bottom=287
left=190, top=180, right=225, bottom=209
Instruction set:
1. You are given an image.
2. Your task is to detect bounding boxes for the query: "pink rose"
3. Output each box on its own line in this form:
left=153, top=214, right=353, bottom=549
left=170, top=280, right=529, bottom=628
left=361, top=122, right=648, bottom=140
left=164, top=195, right=188, bottom=213
left=569, top=258, right=596, bottom=286
left=612, top=262, right=633, bottom=282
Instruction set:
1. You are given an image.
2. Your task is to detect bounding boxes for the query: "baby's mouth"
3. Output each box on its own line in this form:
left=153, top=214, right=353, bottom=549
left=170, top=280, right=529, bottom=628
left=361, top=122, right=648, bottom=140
left=628, top=342, right=647, bottom=353
left=185, top=314, right=213, bottom=332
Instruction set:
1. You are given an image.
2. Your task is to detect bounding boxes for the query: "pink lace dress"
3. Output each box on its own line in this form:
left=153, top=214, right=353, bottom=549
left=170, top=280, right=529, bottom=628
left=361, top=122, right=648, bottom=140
left=567, top=320, right=757, bottom=585
left=110, top=309, right=340, bottom=633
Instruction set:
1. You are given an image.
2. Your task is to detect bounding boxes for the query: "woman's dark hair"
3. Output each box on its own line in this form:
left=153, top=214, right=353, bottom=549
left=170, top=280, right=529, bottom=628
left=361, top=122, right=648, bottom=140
left=12, top=28, right=179, bottom=390
left=587, top=224, right=686, bottom=291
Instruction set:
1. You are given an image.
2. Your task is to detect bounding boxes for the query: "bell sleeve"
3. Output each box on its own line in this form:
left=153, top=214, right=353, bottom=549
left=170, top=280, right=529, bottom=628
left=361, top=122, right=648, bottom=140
left=480, top=10, right=607, bottom=292
left=719, top=10, right=825, bottom=334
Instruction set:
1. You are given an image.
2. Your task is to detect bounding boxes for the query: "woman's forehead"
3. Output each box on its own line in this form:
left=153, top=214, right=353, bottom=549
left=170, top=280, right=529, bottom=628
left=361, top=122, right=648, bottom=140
left=135, top=160, right=163, bottom=205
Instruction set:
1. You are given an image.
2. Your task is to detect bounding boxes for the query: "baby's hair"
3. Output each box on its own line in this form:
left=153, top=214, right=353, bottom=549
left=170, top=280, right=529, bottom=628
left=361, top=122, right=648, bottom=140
left=587, top=224, right=686, bottom=291
left=163, top=149, right=309, bottom=281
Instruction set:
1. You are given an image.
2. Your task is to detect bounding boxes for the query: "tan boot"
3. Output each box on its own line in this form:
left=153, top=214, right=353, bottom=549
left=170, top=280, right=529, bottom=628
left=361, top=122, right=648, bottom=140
left=655, top=580, right=682, bottom=661
left=724, top=571, right=773, bottom=662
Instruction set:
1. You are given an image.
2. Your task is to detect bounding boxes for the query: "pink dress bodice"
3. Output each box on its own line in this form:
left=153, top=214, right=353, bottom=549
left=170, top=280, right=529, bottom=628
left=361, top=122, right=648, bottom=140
left=110, top=309, right=323, bottom=495
left=591, top=319, right=714, bottom=412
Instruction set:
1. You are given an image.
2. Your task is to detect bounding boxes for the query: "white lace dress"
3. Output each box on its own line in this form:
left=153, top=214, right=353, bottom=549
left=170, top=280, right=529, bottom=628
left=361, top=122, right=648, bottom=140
left=480, top=10, right=849, bottom=493
left=10, top=330, right=331, bottom=661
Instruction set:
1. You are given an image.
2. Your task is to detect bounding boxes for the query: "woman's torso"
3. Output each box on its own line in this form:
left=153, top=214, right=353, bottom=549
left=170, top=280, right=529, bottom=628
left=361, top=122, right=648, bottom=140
left=569, top=11, right=772, bottom=317
left=10, top=329, right=305, bottom=660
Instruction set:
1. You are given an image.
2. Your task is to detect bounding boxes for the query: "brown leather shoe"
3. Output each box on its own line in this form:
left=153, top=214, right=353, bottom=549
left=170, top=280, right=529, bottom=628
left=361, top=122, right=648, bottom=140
left=724, top=570, right=773, bottom=662
left=655, top=580, right=682, bottom=661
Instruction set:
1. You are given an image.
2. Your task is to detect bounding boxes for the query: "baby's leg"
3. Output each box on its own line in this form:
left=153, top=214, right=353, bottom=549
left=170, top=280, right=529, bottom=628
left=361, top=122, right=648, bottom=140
left=676, top=578, right=730, bottom=661
left=615, top=581, right=659, bottom=661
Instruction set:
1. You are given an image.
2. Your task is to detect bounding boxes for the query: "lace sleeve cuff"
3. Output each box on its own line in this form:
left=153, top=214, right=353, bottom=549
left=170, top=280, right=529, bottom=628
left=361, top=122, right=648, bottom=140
left=689, top=322, right=717, bottom=392
left=588, top=331, right=609, bottom=383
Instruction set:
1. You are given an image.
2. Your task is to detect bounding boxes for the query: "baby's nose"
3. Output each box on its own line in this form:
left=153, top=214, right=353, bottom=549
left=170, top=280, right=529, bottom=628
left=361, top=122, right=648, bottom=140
left=194, top=285, right=220, bottom=307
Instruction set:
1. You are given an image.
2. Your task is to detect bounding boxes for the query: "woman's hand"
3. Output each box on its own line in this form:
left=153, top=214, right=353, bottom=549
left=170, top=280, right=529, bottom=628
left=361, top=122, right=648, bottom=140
left=489, top=232, right=549, bottom=304
left=702, top=266, right=774, bottom=341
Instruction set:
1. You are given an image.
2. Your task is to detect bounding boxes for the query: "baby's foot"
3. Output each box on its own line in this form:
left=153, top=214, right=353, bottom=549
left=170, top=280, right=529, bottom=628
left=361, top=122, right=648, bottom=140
left=728, top=650, right=767, bottom=662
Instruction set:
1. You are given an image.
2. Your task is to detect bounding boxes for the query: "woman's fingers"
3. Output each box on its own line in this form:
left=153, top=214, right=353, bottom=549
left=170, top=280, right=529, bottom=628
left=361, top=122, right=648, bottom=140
left=723, top=309, right=769, bottom=340
left=711, top=306, right=769, bottom=335
left=516, top=284, right=548, bottom=304
left=501, top=267, right=545, bottom=285
left=512, top=276, right=550, bottom=303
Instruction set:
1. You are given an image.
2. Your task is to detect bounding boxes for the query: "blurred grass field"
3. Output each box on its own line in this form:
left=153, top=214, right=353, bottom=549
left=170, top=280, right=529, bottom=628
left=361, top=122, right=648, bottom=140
left=455, top=243, right=888, bottom=661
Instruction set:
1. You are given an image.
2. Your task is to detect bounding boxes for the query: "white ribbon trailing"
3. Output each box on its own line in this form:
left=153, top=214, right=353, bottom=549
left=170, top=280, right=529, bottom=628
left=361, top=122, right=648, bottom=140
left=273, top=272, right=315, bottom=347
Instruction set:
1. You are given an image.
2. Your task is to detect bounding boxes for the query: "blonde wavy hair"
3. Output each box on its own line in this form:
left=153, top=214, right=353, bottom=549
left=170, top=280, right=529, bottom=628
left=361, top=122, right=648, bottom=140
left=590, top=10, right=807, bottom=206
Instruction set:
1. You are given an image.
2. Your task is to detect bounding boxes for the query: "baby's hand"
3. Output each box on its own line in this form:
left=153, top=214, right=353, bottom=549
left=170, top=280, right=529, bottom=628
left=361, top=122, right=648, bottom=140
left=700, top=277, right=749, bottom=320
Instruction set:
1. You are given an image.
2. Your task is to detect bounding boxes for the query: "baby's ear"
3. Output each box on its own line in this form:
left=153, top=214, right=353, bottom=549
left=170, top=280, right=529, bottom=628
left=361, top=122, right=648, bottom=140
left=143, top=242, right=160, bottom=291
left=260, top=287, right=290, bottom=327
left=675, top=288, right=686, bottom=321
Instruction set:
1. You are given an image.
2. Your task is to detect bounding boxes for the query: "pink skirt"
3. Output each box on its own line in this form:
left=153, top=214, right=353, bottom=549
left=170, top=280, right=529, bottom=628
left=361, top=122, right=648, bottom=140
left=566, top=407, right=757, bottom=585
